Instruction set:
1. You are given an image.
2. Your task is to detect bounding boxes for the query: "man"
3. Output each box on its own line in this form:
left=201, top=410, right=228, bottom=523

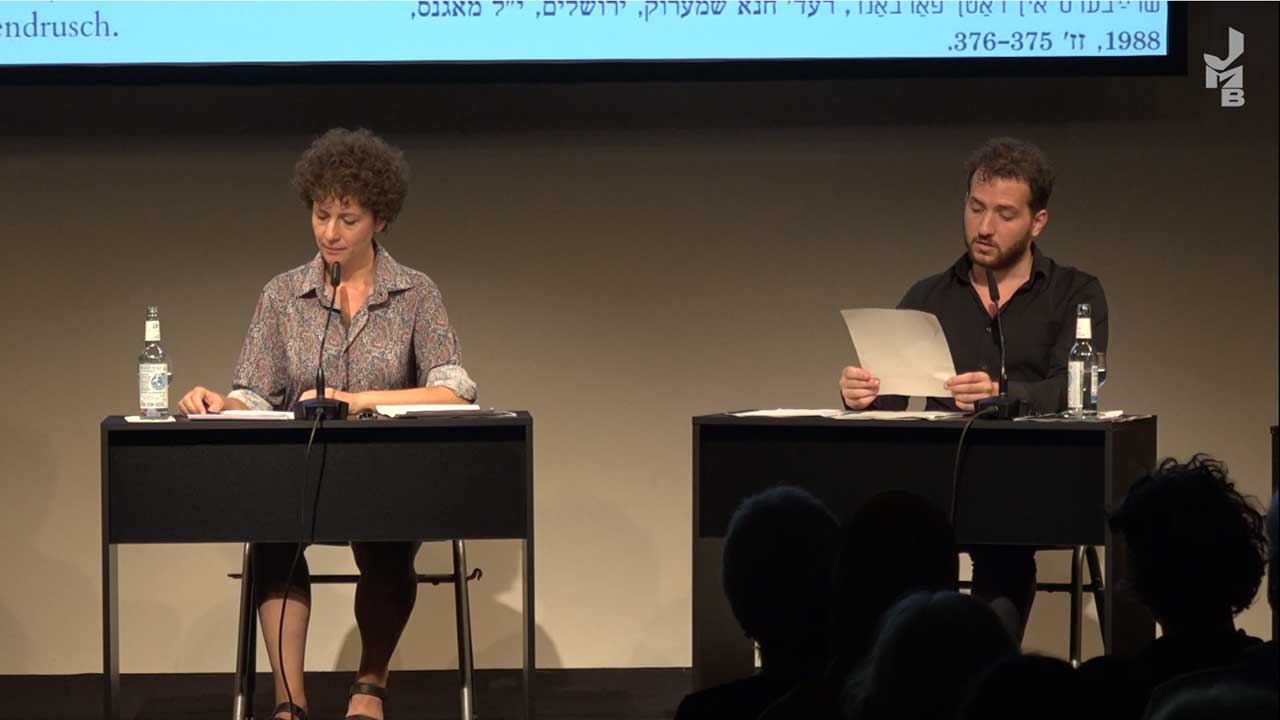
left=837, top=137, right=1108, bottom=638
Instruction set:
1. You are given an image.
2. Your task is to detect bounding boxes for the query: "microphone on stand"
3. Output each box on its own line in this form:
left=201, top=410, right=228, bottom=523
left=295, top=260, right=349, bottom=420
left=975, top=267, right=1023, bottom=419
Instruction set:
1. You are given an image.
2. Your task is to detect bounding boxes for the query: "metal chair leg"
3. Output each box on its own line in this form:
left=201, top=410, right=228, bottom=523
left=1084, top=545, right=1107, bottom=653
left=233, top=543, right=257, bottom=720
left=1069, top=545, right=1084, bottom=668
left=245, top=572, right=257, bottom=719
left=452, top=540, right=476, bottom=720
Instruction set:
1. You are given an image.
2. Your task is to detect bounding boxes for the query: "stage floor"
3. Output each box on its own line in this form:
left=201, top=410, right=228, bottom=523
left=0, top=668, right=688, bottom=720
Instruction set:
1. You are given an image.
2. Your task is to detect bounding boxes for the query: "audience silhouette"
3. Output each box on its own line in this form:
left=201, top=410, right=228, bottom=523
left=841, top=591, right=1016, bottom=720
left=1141, top=489, right=1279, bottom=718
left=1082, top=454, right=1268, bottom=717
left=679, top=455, right=1276, bottom=720
left=760, top=490, right=958, bottom=720
left=958, top=653, right=1083, bottom=720
left=674, top=486, right=839, bottom=720
left=1145, top=683, right=1278, bottom=720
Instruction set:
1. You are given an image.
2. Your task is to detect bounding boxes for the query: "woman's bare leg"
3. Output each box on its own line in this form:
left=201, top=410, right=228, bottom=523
left=254, top=543, right=312, bottom=719
left=346, top=541, right=419, bottom=719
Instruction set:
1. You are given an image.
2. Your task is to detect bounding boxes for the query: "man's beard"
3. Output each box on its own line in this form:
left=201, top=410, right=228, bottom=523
left=967, top=232, right=1032, bottom=271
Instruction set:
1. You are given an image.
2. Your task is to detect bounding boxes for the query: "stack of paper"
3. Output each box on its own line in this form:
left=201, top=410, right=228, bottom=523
left=729, top=409, right=849, bottom=418
left=376, top=404, right=482, bottom=417
left=1016, top=410, right=1140, bottom=422
left=834, top=410, right=968, bottom=420
left=375, top=404, right=515, bottom=418
left=185, top=410, right=295, bottom=421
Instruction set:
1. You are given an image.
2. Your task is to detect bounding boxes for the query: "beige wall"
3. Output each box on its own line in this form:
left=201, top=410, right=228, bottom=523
left=0, top=2, right=1275, bottom=676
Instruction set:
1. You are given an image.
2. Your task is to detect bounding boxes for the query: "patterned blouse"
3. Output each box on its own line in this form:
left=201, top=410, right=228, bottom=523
left=228, top=243, right=476, bottom=411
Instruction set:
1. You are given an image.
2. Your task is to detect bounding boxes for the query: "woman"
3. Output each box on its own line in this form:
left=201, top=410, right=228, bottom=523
left=179, top=127, right=477, bottom=720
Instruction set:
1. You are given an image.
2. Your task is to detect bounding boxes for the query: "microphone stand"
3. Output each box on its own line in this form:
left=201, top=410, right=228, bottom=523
left=295, top=261, right=349, bottom=420
left=975, top=267, right=1023, bottom=419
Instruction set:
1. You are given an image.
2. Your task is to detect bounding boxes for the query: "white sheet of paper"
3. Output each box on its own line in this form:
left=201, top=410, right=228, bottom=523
left=834, top=410, right=968, bottom=420
left=124, top=415, right=176, bottom=423
left=376, top=404, right=482, bottom=417
left=730, top=409, right=849, bottom=418
left=841, top=308, right=957, bottom=398
left=186, top=410, right=295, bottom=420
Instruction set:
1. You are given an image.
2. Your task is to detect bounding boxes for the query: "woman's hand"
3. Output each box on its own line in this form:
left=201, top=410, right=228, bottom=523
left=298, top=387, right=366, bottom=413
left=178, top=386, right=226, bottom=415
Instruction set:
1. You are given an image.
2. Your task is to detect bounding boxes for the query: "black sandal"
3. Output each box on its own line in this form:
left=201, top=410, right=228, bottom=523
left=345, top=681, right=388, bottom=720
left=271, top=701, right=308, bottom=720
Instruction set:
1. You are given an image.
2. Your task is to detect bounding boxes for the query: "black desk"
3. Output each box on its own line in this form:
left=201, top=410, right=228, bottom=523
left=692, top=414, right=1157, bottom=689
left=101, top=414, right=534, bottom=720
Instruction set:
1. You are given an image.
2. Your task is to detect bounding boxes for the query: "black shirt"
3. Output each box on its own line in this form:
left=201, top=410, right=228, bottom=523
left=877, top=244, right=1108, bottom=414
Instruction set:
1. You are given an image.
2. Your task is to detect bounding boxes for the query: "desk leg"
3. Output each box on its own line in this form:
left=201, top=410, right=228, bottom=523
left=522, top=537, right=535, bottom=720
left=103, top=542, right=120, bottom=720
left=692, top=537, right=753, bottom=691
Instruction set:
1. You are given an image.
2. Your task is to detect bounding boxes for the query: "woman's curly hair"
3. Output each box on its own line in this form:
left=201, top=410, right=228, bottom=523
left=291, top=127, right=409, bottom=226
left=1109, top=454, right=1268, bottom=623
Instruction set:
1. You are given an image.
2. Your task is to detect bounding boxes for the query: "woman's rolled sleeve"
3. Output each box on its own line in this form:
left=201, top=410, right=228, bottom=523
left=413, top=282, right=477, bottom=403
left=227, top=388, right=274, bottom=412
left=425, top=363, right=477, bottom=403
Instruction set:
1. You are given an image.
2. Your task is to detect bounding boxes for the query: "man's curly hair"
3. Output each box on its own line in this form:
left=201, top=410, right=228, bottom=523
left=291, top=127, right=409, bottom=225
left=1109, top=454, right=1267, bottom=624
left=964, top=137, right=1055, bottom=213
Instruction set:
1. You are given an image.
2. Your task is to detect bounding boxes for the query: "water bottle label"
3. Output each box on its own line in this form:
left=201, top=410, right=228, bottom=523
left=139, top=363, right=169, bottom=409
left=1075, top=318, right=1091, bottom=340
left=145, top=320, right=161, bottom=342
left=1067, top=361, right=1083, bottom=409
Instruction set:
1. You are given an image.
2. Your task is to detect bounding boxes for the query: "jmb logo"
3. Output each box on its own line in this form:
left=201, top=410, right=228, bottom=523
left=1204, top=28, right=1244, bottom=108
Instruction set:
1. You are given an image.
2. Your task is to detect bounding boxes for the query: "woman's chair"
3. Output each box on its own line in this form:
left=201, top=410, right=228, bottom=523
left=229, top=540, right=482, bottom=720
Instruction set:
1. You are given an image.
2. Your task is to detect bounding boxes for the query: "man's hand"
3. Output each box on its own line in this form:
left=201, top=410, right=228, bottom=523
left=178, top=386, right=225, bottom=415
left=838, top=366, right=880, bottom=411
left=944, top=371, right=999, bottom=412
